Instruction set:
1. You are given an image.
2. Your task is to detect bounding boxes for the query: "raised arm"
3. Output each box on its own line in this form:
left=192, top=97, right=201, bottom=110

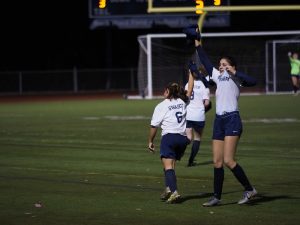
left=188, top=61, right=210, bottom=88
left=235, top=71, right=257, bottom=87
left=226, top=66, right=257, bottom=87
left=195, top=41, right=214, bottom=77
left=183, top=25, right=214, bottom=77
left=186, top=72, right=195, bottom=98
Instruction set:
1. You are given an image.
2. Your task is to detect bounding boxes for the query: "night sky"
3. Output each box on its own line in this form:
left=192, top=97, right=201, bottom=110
left=0, top=0, right=299, bottom=71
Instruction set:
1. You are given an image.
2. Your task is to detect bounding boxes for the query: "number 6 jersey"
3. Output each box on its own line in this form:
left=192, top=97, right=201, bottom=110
left=150, top=98, right=187, bottom=136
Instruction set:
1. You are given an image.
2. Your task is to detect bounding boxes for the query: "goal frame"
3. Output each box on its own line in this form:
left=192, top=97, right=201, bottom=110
left=265, top=39, right=300, bottom=93
left=132, top=30, right=300, bottom=99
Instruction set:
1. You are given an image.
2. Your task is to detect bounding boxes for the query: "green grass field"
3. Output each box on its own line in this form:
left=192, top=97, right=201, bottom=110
left=0, top=94, right=299, bottom=225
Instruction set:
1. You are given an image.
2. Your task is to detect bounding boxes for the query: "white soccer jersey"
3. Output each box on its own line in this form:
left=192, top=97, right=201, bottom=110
left=150, top=98, right=187, bottom=136
left=185, top=80, right=210, bottom=121
left=211, top=68, right=240, bottom=115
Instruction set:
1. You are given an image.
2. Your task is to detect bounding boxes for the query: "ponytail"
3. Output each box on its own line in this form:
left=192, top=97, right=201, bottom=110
left=166, top=82, right=189, bottom=103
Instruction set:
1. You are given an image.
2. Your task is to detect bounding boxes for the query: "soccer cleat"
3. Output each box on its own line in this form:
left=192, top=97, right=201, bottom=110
left=238, top=187, right=258, bottom=205
left=166, top=191, right=181, bottom=204
left=202, top=197, right=221, bottom=207
left=160, top=188, right=172, bottom=201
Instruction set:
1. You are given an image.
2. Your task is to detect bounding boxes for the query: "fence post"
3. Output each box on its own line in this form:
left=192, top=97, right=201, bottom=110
left=73, top=67, right=78, bottom=93
left=18, top=72, right=23, bottom=95
left=130, top=68, right=135, bottom=91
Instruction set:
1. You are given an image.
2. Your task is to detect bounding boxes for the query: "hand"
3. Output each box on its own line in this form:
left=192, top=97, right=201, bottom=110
left=203, top=99, right=210, bottom=107
left=225, top=66, right=236, bottom=76
left=203, top=100, right=212, bottom=113
left=188, top=61, right=200, bottom=79
left=288, top=52, right=292, bottom=57
left=148, top=142, right=155, bottom=153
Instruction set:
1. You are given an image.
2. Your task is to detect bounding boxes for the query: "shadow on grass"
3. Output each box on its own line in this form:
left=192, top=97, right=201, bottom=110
left=245, top=194, right=295, bottom=205
left=220, top=194, right=295, bottom=206
left=197, top=161, right=213, bottom=166
left=179, top=192, right=212, bottom=203
left=178, top=190, right=294, bottom=206
left=186, top=161, right=213, bottom=167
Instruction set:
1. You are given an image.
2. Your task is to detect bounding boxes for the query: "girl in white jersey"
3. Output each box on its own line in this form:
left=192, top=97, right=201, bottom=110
left=183, top=25, right=258, bottom=206
left=148, top=74, right=194, bottom=204
left=185, top=63, right=211, bottom=167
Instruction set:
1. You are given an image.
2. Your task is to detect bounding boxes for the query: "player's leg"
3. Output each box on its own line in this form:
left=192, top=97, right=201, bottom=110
left=291, top=75, right=299, bottom=94
left=162, top=158, right=176, bottom=190
left=187, top=128, right=203, bottom=166
left=296, top=75, right=300, bottom=94
left=161, top=157, right=181, bottom=203
left=161, top=134, right=189, bottom=203
left=203, top=116, right=224, bottom=207
left=203, top=139, right=224, bottom=206
left=159, top=134, right=176, bottom=201
left=160, top=168, right=171, bottom=200
left=212, top=140, right=225, bottom=200
left=223, top=136, right=257, bottom=204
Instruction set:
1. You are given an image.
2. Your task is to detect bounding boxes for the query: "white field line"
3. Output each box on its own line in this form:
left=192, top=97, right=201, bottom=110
left=101, top=115, right=299, bottom=123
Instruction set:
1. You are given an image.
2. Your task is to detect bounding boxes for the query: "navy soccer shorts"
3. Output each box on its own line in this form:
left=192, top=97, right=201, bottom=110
left=186, top=120, right=205, bottom=133
left=212, top=111, right=243, bottom=140
left=160, top=133, right=190, bottom=160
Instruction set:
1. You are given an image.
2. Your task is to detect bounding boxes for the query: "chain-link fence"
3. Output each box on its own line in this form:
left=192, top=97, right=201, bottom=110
left=0, top=68, right=137, bottom=95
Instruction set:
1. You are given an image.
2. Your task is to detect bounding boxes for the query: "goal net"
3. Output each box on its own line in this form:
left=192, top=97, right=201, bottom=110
left=266, top=39, right=300, bottom=93
left=134, top=31, right=300, bottom=99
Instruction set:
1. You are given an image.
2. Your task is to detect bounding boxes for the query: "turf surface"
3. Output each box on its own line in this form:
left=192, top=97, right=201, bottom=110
left=0, top=94, right=299, bottom=225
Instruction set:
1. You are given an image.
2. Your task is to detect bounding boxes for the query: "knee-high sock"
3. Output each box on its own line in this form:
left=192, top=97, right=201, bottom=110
left=214, top=167, right=224, bottom=200
left=231, top=164, right=253, bottom=191
left=293, top=85, right=298, bottom=93
left=188, top=140, right=200, bottom=163
left=163, top=169, right=168, bottom=188
left=165, top=169, right=177, bottom=193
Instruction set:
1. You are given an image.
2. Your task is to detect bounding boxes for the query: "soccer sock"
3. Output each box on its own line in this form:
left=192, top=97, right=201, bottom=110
left=163, top=169, right=168, bottom=188
left=214, top=167, right=224, bottom=200
left=188, top=140, right=200, bottom=163
left=165, top=169, right=177, bottom=193
left=293, top=85, right=298, bottom=93
left=231, top=164, right=253, bottom=191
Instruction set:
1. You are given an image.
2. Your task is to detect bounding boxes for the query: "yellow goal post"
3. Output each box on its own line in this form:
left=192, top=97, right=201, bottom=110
left=147, top=1, right=300, bottom=13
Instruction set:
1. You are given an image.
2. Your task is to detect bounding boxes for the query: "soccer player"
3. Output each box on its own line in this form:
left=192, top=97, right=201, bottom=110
left=183, top=25, right=258, bottom=206
left=288, top=51, right=300, bottom=95
left=148, top=73, right=194, bottom=204
left=185, top=62, right=211, bottom=167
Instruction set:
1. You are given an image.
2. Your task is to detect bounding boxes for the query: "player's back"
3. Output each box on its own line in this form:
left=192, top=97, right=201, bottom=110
left=185, top=80, right=208, bottom=121
left=151, top=98, right=187, bottom=136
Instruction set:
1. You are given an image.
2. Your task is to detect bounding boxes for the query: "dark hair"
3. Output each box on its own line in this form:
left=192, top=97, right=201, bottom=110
left=165, top=82, right=189, bottom=103
left=219, top=55, right=237, bottom=68
left=199, top=64, right=208, bottom=76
